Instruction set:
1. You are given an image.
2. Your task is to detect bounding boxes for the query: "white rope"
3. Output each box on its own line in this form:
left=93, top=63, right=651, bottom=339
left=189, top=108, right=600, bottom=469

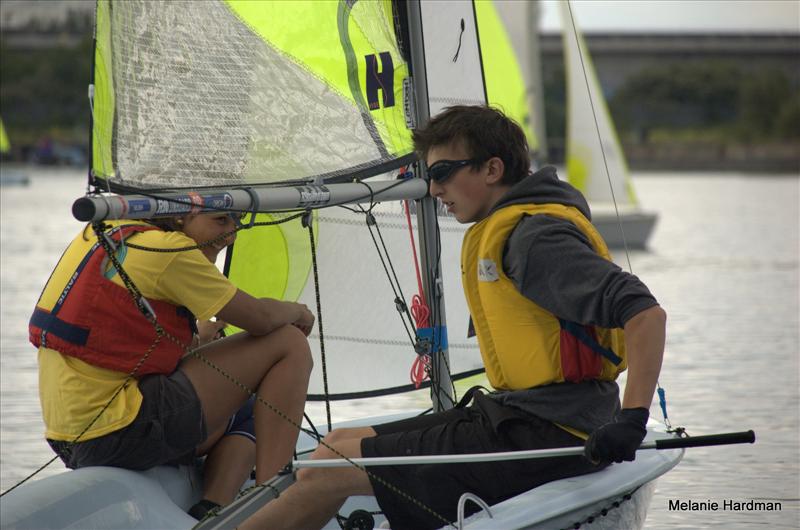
left=292, top=441, right=663, bottom=468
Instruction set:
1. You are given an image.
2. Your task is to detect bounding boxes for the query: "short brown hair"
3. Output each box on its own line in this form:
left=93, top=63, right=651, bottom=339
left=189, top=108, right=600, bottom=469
left=412, top=105, right=530, bottom=185
left=146, top=217, right=181, bottom=232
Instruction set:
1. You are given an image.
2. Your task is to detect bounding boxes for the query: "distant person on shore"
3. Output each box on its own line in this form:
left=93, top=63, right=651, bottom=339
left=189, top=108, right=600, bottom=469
left=30, top=212, right=315, bottom=519
left=239, top=105, right=666, bottom=530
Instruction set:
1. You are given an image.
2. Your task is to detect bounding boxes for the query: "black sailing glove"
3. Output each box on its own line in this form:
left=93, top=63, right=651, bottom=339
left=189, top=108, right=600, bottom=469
left=584, top=407, right=649, bottom=464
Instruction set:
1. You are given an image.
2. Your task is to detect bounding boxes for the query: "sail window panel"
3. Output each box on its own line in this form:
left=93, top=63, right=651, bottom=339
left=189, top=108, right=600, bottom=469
left=100, top=0, right=411, bottom=190
left=420, top=0, right=487, bottom=118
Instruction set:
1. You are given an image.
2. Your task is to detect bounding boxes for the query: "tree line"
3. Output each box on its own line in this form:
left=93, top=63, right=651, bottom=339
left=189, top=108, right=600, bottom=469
left=544, top=59, right=799, bottom=148
left=1, top=38, right=797, bottom=159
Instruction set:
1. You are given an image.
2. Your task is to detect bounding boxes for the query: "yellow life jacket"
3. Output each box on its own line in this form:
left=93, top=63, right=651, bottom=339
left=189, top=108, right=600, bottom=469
left=461, top=202, right=627, bottom=391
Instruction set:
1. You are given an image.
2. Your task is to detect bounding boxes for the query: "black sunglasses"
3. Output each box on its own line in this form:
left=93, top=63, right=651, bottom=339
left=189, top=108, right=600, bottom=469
left=425, top=158, right=482, bottom=183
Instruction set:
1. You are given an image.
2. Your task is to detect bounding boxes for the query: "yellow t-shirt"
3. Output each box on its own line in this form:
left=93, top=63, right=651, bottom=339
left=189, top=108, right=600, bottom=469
left=38, top=221, right=237, bottom=441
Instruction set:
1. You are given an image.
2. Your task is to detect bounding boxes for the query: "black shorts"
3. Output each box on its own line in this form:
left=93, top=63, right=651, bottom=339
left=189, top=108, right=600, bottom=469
left=360, top=392, right=605, bottom=530
left=48, top=369, right=207, bottom=470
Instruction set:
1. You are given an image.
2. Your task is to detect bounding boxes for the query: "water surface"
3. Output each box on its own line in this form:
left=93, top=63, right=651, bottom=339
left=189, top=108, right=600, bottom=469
left=1, top=167, right=797, bottom=528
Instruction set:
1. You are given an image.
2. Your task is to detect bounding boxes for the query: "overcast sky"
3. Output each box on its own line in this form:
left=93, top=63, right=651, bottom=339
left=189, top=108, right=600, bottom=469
left=537, top=0, right=800, bottom=33
left=1, top=0, right=798, bottom=33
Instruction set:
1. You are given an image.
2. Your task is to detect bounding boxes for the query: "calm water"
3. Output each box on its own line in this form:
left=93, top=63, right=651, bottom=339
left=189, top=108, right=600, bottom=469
left=1, top=166, right=798, bottom=528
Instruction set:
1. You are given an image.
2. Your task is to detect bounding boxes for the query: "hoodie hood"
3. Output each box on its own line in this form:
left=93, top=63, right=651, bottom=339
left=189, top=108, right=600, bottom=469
left=490, top=165, right=591, bottom=220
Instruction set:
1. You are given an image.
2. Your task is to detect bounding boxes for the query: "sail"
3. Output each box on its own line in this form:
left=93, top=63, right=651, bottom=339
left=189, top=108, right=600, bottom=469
left=227, top=0, right=488, bottom=401
left=87, top=0, right=492, bottom=402
left=0, top=117, right=10, bottom=153
left=474, top=0, right=538, bottom=152
left=419, top=1, right=487, bottom=117
left=560, top=2, right=638, bottom=206
left=286, top=203, right=483, bottom=400
left=91, top=0, right=413, bottom=190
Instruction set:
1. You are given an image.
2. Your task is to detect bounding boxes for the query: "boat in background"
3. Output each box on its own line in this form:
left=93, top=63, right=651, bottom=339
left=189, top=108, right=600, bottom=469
left=491, top=2, right=657, bottom=249
left=0, top=118, right=30, bottom=187
left=559, top=2, right=657, bottom=249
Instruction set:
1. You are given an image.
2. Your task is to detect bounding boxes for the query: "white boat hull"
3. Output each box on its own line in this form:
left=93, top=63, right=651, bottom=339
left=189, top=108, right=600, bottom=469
left=592, top=208, right=658, bottom=250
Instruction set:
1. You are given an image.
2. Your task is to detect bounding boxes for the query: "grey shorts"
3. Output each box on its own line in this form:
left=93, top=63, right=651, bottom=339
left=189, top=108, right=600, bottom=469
left=48, top=369, right=207, bottom=470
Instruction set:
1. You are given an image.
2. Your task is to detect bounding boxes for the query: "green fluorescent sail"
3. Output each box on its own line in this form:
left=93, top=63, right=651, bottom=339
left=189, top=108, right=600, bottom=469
left=226, top=213, right=315, bottom=331
left=91, top=0, right=114, bottom=180
left=0, top=118, right=10, bottom=153
left=91, top=0, right=412, bottom=190
left=475, top=0, right=538, bottom=152
left=225, top=0, right=412, bottom=158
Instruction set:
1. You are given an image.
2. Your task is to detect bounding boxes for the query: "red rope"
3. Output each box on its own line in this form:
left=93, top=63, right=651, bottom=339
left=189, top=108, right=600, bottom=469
left=403, top=189, right=431, bottom=388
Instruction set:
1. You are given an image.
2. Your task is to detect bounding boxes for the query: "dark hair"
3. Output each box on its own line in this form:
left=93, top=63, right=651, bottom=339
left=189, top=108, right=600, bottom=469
left=146, top=217, right=181, bottom=232
left=412, top=105, right=530, bottom=185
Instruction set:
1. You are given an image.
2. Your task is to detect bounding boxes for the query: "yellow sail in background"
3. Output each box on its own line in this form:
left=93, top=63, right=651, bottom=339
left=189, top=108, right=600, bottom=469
left=475, top=0, right=538, bottom=152
left=560, top=1, right=638, bottom=206
left=0, top=118, right=10, bottom=153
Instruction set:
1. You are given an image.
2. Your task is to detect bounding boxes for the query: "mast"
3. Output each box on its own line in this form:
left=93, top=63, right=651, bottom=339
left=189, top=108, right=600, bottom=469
left=404, top=0, right=455, bottom=412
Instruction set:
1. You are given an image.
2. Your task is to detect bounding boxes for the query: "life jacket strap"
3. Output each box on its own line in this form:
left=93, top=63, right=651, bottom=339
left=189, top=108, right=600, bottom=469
left=558, top=319, right=623, bottom=365
left=30, top=308, right=89, bottom=346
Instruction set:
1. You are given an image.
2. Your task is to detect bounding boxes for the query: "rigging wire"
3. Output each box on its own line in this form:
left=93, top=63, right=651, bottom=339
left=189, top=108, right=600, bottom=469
left=564, top=0, right=633, bottom=275
left=303, top=209, right=333, bottom=432
left=565, top=0, right=672, bottom=426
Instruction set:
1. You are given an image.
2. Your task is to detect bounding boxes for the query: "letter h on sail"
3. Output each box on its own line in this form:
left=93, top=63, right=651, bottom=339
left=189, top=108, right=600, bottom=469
left=365, top=52, right=394, bottom=110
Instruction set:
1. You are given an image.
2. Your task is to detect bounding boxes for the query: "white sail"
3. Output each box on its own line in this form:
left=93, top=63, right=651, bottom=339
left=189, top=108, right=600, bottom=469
left=295, top=203, right=481, bottom=400
left=558, top=2, right=658, bottom=249
left=420, top=0, right=487, bottom=116
left=560, top=1, right=636, bottom=207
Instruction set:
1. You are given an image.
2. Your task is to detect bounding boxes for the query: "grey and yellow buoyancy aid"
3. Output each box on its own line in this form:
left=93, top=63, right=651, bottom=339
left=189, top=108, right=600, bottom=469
left=461, top=202, right=627, bottom=391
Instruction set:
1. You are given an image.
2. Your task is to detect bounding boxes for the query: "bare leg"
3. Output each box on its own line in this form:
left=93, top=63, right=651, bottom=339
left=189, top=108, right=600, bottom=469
left=200, top=434, right=256, bottom=506
left=252, top=347, right=312, bottom=482
left=239, top=435, right=375, bottom=530
left=180, top=325, right=312, bottom=485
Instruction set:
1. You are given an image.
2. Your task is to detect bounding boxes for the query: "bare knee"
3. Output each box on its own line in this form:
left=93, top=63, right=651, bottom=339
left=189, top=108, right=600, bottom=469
left=296, top=442, right=350, bottom=485
left=296, top=444, right=338, bottom=483
left=310, top=434, right=343, bottom=461
left=321, top=427, right=371, bottom=446
left=295, top=464, right=321, bottom=483
left=274, top=325, right=313, bottom=371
